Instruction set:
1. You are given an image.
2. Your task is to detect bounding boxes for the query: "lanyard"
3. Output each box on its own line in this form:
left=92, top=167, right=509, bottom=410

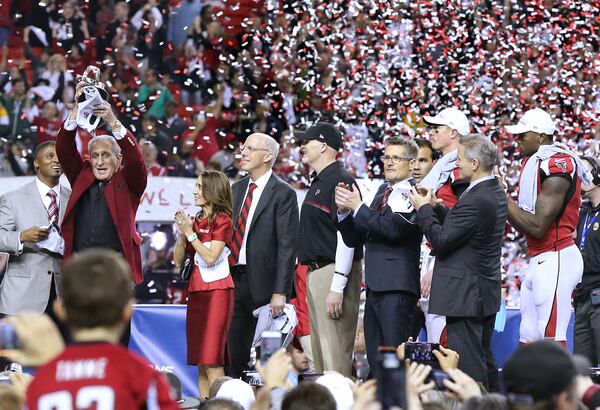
left=580, top=211, right=600, bottom=250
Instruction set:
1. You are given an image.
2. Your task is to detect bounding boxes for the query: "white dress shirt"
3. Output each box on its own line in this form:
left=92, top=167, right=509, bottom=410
left=36, top=177, right=61, bottom=214
left=18, top=178, right=61, bottom=250
left=237, top=169, right=273, bottom=265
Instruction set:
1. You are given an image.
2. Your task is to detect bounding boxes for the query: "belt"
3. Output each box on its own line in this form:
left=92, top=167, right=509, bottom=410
left=307, top=260, right=334, bottom=272
left=231, top=265, right=247, bottom=274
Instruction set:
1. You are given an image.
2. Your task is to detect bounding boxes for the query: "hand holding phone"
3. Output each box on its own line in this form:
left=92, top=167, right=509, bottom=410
left=259, top=331, right=282, bottom=363
left=377, top=346, right=406, bottom=409
left=405, top=342, right=441, bottom=368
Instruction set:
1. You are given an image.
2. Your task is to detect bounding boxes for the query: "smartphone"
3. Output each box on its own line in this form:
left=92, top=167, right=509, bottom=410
left=298, top=373, right=323, bottom=383
left=0, top=323, right=20, bottom=350
left=377, top=346, right=407, bottom=410
left=426, top=369, right=451, bottom=391
left=260, top=330, right=282, bottom=363
left=405, top=342, right=440, bottom=368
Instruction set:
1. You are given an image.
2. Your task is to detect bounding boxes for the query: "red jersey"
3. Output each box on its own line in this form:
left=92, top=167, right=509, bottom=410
left=520, top=153, right=581, bottom=256
left=147, top=163, right=167, bottom=176
left=436, top=167, right=464, bottom=208
left=185, top=212, right=234, bottom=292
left=27, top=342, right=178, bottom=410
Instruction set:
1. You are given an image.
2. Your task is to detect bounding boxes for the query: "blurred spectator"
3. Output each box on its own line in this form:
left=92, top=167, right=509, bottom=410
left=41, top=54, right=74, bottom=103
left=131, top=0, right=165, bottom=71
left=139, top=115, right=173, bottom=165
left=0, top=79, right=32, bottom=143
left=97, top=1, right=130, bottom=61
left=49, top=0, right=90, bottom=53
left=142, top=141, right=167, bottom=176
left=163, top=101, right=187, bottom=142
left=31, top=101, right=62, bottom=144
left=137, top=69, right=174, bottom=119
left=168, top=0, right=202, bottom=50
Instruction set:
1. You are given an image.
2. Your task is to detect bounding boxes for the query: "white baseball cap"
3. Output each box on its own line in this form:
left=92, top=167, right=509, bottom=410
left=423, top=107, right=470, bottom=136
left=505, top=108, right=556, bottom=135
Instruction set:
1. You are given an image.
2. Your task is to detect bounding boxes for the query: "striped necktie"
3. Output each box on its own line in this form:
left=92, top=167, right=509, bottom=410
left=47, top=190, right=59, bottom=223
left=378, top=186, right=393, bottom=211
left=229, top=183, right=257, bottom=265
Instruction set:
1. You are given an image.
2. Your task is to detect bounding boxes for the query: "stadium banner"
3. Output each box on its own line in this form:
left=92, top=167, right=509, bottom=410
left=130, top=304, right=200, bottom=397
left=0, top=176, right=384, bottom=222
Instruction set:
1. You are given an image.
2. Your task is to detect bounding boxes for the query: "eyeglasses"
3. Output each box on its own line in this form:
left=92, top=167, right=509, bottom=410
left=382, top=155, right=414, bottom=164
left=240, top=145, right=270, bottom=153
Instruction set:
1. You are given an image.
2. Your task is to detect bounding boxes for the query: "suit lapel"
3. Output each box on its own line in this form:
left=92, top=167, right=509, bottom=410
left=370, top=183, right=387, bottom=210
left=58, top=186, right=71, bottom=224
left=249, top=174, right=276, bottom=231
left=232, top=177, right=249, bottom=228
left=25, top=181, right=50, bottom=224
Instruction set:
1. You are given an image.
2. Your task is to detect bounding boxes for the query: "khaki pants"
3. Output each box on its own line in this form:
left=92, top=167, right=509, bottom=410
left=306, top=261, right=362, bottom=377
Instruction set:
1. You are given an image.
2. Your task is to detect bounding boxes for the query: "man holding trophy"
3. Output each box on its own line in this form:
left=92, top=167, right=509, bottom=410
left=57, top=66, right=148, bottom=284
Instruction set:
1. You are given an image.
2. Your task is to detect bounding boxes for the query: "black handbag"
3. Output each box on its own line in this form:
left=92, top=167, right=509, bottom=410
left=178, top=255, right=193, bottom=282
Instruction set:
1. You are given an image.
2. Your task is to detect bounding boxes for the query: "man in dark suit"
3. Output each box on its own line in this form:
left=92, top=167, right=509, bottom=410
left=57, top=82, right=148, bottom=285
left=409, top=133, right=507, bottom=390
left=335, top=137, right=422, bottom=377
left=227, top=132, right=299, bottom=377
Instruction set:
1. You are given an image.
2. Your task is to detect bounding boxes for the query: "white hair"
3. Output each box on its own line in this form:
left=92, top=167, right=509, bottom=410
left=88, top=135, right=122, bottom=157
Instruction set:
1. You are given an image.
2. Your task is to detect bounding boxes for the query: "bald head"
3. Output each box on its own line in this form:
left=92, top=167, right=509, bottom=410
left=248, top=133, right=280, bottom=166
left=241, top=133, right=280, bottom=179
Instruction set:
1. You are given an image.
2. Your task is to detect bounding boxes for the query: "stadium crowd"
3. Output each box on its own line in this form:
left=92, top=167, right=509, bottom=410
left=0, top=0, right=600, bottom=409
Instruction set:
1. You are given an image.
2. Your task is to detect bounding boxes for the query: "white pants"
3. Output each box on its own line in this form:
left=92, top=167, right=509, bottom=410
left=420, top=250, right=446, bottom=343
left=519, top=245, right=583, bottom=343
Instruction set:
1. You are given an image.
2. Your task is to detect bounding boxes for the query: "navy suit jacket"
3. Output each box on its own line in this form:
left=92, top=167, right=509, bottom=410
left=337, top=181, right=422, bottom=296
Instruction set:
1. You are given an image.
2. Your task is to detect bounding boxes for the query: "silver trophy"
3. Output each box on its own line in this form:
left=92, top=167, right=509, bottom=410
left=75, top=66, right=109, bottom=132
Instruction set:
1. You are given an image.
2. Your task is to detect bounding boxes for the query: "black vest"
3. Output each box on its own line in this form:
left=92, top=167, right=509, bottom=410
left=74, top=181, right=122, bottom=253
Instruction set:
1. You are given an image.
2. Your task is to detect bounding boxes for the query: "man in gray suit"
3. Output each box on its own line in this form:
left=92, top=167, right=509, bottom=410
left=0, top=141, right=70, bottom=315
left=409, top=134, right=507, bottom=391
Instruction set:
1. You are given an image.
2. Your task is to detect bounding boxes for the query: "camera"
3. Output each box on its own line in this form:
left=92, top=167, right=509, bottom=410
left=0, top=323, right=21, bottom=350
left=377, top=346, right=406, bottom=410
left=405, top=342, right=440, bottom=368
left=241, top=370, right=263, bottom=387
left=0, top=363, right=23, bottom=385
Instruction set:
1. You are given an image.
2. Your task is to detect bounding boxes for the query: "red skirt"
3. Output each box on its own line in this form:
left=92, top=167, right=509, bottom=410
left=186, top=289, right=234, bottom=366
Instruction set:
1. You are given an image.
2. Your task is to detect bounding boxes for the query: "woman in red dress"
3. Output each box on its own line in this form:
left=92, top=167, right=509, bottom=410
left=173, top=170, right=234, bottom=398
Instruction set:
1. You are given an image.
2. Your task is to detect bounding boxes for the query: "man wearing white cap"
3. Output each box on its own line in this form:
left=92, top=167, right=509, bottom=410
left=417, top=107, right=471, bottom=346
left=505, top=108, right=593, bottom=346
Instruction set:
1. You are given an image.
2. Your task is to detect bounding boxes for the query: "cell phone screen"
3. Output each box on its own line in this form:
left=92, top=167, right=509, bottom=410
left=0, top=323, right=20, bottom=349
left=260, top=331, right=282, bottom=363
left=405, top=342, right=440, bottom=367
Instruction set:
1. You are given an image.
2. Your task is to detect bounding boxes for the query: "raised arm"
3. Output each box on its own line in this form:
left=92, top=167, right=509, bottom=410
left=92, top=99, right=148, bottom=198
left=508, top=176, right=571, bottom=238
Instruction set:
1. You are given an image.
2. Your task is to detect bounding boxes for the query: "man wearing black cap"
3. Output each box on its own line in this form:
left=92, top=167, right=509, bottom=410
left=296, top=122, right=362, bottom=377
left=503, top=341, right=578, bottom=410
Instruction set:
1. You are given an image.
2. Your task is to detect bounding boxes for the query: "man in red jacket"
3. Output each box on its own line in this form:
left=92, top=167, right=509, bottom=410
left=56, top=82, right=147, bottom=284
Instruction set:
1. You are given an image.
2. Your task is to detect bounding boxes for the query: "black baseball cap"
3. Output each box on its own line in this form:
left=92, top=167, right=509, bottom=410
left=295, top=122, right=343, bottom=151
left=503, top=341, right=577, bottom=403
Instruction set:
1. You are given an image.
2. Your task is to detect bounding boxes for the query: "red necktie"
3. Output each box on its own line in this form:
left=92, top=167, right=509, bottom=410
left=378, top=186, right=393, bottom=211
left=229, top=183, right=257, bottom=265
left=47, top=190, right=59, bottom=223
